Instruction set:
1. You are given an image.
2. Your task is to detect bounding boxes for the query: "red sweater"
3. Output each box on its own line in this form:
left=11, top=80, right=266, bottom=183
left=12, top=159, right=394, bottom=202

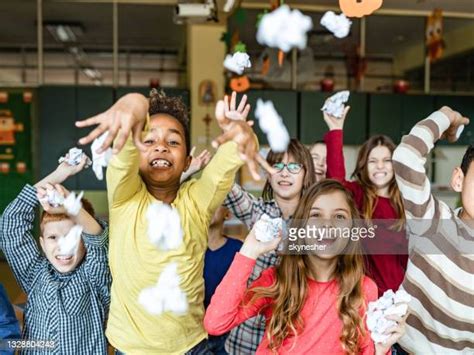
left=324, top=130, right=408, bottom=296
left=204, top=253, right=378, bottom=354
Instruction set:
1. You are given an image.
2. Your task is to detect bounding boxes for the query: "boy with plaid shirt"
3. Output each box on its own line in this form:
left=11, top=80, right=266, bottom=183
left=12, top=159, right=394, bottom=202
left=0, top=156, right=111, bottom=354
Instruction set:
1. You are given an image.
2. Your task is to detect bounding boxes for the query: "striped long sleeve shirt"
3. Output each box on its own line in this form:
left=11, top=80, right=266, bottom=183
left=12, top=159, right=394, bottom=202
left=392, top=111, right=474, bottom=354
left=0, top=185, right=111, bottom=355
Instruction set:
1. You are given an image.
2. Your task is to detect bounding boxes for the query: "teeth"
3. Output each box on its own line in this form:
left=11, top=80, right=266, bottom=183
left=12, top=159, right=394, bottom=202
left=56, top=255, right=72, bottom=260
left=152, top=159, right=171, bottom=167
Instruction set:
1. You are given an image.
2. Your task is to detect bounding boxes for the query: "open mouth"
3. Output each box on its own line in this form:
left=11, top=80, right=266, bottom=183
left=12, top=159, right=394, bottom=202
left=315, top=169, right=324, bottom=175
left=55, top=255, right=73, bottom=264
left=373, top=172, right=387, bottom=179
left=278, top=181, right=293, bottom=186
left=150, top=158, right=172, bottom=168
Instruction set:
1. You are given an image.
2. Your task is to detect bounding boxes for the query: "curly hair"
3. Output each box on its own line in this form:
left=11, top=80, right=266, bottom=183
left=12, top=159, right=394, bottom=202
left=148, top=88, right=191, bottom=155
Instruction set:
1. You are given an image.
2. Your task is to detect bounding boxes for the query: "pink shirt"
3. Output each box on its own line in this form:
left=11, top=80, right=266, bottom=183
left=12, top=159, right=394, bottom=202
left=204, top=253, right=378, bottom=354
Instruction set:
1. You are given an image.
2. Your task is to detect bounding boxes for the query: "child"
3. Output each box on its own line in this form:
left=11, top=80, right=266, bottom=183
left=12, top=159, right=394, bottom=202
left=75, top=90, right=263, bottom=354
left=204, top=206, right=242, bottom=354
left=0, top=158, right=111, bottom=354
left=392, top=106, right=473, bottom=353
left=223, top=138, right=315, bottom=354
left=205, top=179, right=406, bottom=354
left=0, top=283, right=21, bottom=355
left=323, top=106, right=408, bottom=296
left=309, top=140, right=327, bottom=182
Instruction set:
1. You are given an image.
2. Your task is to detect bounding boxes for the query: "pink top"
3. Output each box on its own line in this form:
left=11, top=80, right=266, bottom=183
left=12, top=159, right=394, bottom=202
left=324, top=130, right=408, bottom=296
left=204, top=253, right=378, bottom=354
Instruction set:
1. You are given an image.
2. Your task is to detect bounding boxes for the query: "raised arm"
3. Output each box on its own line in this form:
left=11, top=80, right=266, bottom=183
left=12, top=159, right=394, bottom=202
left=0, top=186, right=43, bottom=293
left=223, top=183, right=267, bottom=229
left=392, top=107, right=469, bottom=220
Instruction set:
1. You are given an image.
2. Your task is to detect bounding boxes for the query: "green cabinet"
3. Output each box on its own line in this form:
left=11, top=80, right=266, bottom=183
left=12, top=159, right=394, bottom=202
left=300, top=91, right=367, bottom=145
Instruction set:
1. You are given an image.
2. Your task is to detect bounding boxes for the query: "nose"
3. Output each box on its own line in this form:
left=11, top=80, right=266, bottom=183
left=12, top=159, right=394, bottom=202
left=280, top=166, right=290, bottom=177
left=153, top=141, right=169, bottom=153
left=376, top=160, right=384, bottom=169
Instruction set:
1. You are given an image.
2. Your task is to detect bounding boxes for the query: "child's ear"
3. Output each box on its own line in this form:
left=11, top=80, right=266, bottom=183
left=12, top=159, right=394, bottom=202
left=450, top=167, right=464, bottom=192
left=39, top=236, right=45, bottom=250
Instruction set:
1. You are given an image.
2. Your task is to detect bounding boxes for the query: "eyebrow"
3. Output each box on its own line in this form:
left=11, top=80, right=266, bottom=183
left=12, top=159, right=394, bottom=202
left=310, top=207, right=349, bottom=213
left=148, top=128, right=184, bottom=136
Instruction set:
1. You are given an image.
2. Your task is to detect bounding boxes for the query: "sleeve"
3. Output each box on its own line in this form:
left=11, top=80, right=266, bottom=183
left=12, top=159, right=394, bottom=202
left=81, top=219, right=111, bottom=308
left=0, top=185, right=43, bottom=293
left=360, top=277, right=379, bottom=355
left=392, top=111, right=450, bottom=221
left=0, top=283, right=21, bottom=341
left=223, top=184, right=264, bottom=229
left=106, top=134, right=144, bottom=208
left=187, top=141, right=245, bottom=221
left=324, top=129, right=362, bottom=197
left=204, top=252, right=273, bottom=335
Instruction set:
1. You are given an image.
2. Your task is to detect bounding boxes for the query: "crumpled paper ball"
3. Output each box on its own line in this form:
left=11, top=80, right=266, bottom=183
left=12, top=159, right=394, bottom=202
left=138, top=262, right=188, bottom=316
left=254, top=213, right=283, bottom=242
left=257, top=5, right=313, bottom=53
left=91, top=132, right=113, bottom=180
left=366, top=289, right=412, bottom=344
left=58, top=147, right=92, bottom=168
left=321, top=90, right=350, bottom=118
left=224, top=52, right=252, bottom=75
left=63, top=191, right=84, bottom=216
left=320, top=11, right=352, bottom=39
left=255, top=99, right=290, bottom=153
left=146, top=202, right=184, bottom=251
left=41, top=189, right=64, bottom=208
left=58, top=225, right=83, bottom=256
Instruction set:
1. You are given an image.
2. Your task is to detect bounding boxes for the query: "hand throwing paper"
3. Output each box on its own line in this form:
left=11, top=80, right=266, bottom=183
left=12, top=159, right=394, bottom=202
left=146, top=203, right=184, bottom=251
left=224, top=52, right=252, bottom=75
left=320, top=11, right=352, bottom=39
left=58, top=147, right=92, bottom=168
left=42, top=189, right=64, bottom=208
left=63, top=191, right=84, bottom=216
left=254, top=214, right=283, bottom=242
left=58, top=225, right=83, bottom=256
left=255, top=99, right=290, bottom=153
left=138, top=263, right=188, bottom=316
left=91, top=132, right=113, bottom=180
left=321, top=91, right=350, bottom=118
left=257, top=5, right=313, bottom=53
left=366, top=289, right=412, bottom=344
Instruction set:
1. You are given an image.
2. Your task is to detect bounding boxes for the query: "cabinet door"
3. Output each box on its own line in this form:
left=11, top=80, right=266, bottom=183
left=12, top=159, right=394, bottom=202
left=400, top=95, right=435, bottom=138
left=243, top=90, right=298, bottom=147
left=301, top=91, right=367, bottom=145
left=38, top=86, right=78, bottom=190
left=369, top=94, right=403, bottom=144
left=435, top=95, right=474, bottom=146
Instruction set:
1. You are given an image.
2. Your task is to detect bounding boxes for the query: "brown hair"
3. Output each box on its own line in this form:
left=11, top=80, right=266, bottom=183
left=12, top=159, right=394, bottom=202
left=148, top=89, right=191, bottom=155
left=40, top=198, right=95, bottom=232
left=352, top=135, right=405, bottom=229
left=262, top=139, right=316, bottom=201
left=248, top=180, right=367, bottom=353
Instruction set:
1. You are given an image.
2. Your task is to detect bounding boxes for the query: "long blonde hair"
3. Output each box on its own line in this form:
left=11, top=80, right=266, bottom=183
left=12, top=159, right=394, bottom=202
left=248, top=180, right=367, bottom=353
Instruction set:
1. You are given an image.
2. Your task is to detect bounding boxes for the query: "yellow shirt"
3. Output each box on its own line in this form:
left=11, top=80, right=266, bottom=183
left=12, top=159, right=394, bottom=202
left=105, top=138, right=243, bottom=354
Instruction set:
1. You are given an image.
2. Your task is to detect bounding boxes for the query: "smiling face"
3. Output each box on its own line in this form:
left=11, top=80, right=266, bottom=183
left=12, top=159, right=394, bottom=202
left=366, top=145, right=394, bottom=190
left=269, top=153, right=305, bottom=201
left=308, top=190, right=352, bottom=259
left=310, top=143, right=327, bottom=182
left=139, top=114, right=191, bottom=188
left=40, top=219, right=86, bottom=274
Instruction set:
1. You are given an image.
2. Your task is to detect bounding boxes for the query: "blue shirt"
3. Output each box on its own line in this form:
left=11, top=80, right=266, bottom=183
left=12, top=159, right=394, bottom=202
left=0, top=283, right=21, bottom=355
left=204, top=237, right=242, bottom=309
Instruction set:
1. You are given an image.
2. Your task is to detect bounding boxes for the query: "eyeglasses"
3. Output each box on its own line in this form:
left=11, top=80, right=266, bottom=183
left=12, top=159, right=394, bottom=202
left=272, top=162, right=303, bottom=174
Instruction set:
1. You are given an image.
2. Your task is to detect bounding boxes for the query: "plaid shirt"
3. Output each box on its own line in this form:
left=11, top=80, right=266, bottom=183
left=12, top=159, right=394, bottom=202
left=0, top=185, right=111, bottom=355
left=223, top=184, right=281, bottom=354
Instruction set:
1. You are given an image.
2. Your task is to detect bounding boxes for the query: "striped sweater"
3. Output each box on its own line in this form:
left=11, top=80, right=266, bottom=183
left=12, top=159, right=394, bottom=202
left=392, top=111, right=474, bottom=354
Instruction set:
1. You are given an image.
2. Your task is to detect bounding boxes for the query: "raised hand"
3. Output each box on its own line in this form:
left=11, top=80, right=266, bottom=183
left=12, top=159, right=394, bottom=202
left=75, top=93, right=149, bottom=154
left=216, top=91, right=251, bottom=132
left=239, top=224, right=282, bottom=260
left=322, top=100, right=351, bottom=131
left=36, top=183, right=70, bottom=215
left=180, top=147, right=212, bottom=182
left=439, top=106, right=470, bottom=143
